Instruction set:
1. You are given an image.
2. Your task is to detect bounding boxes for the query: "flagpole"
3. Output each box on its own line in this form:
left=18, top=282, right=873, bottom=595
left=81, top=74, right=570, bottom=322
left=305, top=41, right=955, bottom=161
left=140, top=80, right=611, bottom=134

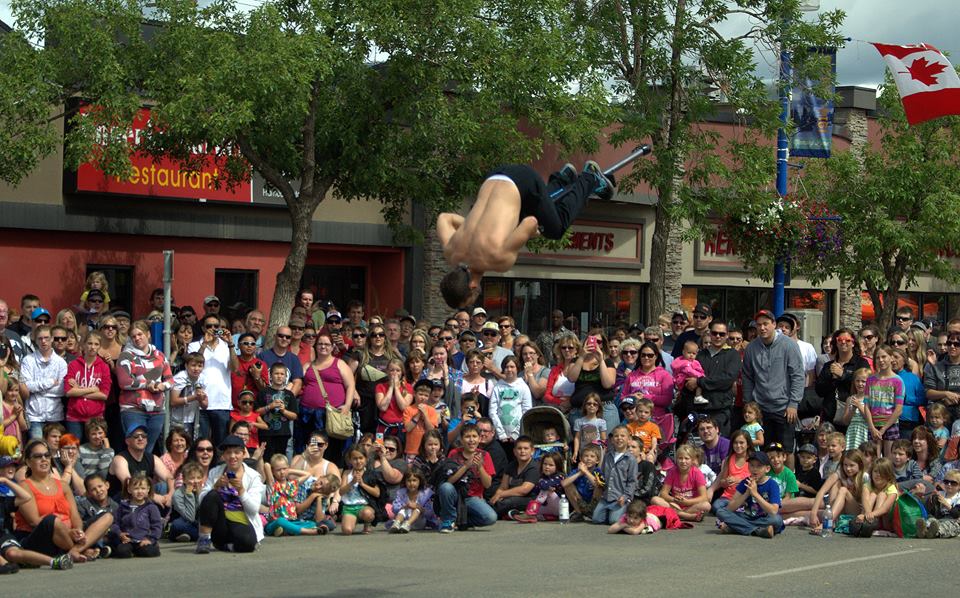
left=774, top=1, right=820, bottom=318
left=773, top=27, right=790, bottom=318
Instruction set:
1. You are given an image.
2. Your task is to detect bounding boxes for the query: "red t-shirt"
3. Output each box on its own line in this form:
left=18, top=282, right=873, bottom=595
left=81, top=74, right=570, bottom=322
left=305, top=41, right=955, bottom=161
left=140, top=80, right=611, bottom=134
left=230, top=411, right=261, bottom=448
left=231, top=357, right=270, bottom=410
left=374, top=381, right=413, bottom=424
left=447, top=448, right=495, bottom=498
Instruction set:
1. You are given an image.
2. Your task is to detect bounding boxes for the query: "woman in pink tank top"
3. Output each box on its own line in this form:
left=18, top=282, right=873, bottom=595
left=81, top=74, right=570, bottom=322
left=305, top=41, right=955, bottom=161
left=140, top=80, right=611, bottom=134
left=298, top=333, right=356, bottom=466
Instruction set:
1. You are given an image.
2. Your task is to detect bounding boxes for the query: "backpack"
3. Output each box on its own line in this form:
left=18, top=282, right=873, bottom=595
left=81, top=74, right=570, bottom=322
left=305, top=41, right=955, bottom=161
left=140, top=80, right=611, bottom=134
left=892, top=491, right=929, bottom=538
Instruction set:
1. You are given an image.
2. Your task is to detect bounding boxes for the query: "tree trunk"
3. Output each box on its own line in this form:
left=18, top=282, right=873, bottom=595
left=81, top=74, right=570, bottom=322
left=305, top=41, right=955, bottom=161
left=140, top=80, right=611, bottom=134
left=265, top=190, right=326, bottom=342
left=877, top=284, right=900, bottom=335
left=647, top=0, right=686, bottom=324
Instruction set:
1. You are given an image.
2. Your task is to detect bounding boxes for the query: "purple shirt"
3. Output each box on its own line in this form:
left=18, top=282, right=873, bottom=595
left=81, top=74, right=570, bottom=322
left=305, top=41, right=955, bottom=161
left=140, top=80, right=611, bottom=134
left=703, top=436, right=730, bottom=474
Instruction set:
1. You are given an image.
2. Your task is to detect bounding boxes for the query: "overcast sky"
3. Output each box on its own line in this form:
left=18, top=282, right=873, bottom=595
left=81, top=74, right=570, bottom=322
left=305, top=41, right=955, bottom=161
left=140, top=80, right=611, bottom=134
left=0, top=0, right=955, bottom=87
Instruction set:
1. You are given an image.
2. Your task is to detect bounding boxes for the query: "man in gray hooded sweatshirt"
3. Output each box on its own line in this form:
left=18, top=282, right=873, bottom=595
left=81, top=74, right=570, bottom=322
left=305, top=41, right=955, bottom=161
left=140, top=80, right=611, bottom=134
left=741, top=310, right=804, bottom=468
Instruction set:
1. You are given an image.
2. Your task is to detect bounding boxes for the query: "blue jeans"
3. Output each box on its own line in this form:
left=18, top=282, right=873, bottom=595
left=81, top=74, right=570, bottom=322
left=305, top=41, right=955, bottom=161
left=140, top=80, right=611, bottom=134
left=29, top=421, right=57, bottom=440
left=65, top=421, right=86, bottom=442
left=716, top=506, right=784, bottom=536
left=437, top=483, right=497, bottom=527
left=169, top=518, right=199, bottom=541
left=120, top=411, right=165, bottom=455
left=200, top=409, right=232, bottom=446
left=602, top=401, right=621, bottom=434
left=712, top=497, right=730, bottom=514
left=592, top=498, right=627, bottom=524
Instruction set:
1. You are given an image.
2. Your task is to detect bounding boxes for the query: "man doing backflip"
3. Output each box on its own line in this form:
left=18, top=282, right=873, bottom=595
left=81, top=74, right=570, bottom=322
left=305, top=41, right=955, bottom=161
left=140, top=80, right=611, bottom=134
left=437, top=161, right=615, bottom=309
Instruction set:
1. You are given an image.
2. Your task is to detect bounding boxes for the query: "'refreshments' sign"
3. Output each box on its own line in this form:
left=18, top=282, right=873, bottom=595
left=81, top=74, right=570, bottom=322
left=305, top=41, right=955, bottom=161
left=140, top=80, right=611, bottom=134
left=73, top=107, right=252, bottom=203
left=520, top=221, right=643, bottom=266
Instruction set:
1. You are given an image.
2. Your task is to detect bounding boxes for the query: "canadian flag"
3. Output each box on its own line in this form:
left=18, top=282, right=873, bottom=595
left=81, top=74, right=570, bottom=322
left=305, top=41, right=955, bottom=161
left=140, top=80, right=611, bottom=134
left=872, top=43, right=960, bottom=125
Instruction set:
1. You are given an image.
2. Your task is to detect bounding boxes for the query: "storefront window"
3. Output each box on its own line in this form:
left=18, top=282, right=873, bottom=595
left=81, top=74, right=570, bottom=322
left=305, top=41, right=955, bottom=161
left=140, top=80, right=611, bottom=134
left=482, top=277, right=644, bottom=340
left=685, top=286, right=833, bottom=336
left=594, top=284, right=642, bottom=331
left=861, top=291, right=956, bottom=329
left=480, top=280, right=510, bottom=320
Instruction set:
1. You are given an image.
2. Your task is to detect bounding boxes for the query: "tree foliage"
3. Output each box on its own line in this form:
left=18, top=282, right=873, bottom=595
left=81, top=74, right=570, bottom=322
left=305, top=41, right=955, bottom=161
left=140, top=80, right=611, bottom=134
left=2, top=0, right=608, bottom=332
left=577, top=0, right=844, bottom=320
left=801, top=75, right=960, bottom=332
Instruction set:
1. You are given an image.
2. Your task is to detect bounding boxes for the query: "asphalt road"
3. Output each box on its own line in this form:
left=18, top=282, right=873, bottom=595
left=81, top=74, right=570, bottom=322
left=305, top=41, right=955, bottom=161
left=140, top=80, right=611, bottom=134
left=3, top=519, right=953, bottom=597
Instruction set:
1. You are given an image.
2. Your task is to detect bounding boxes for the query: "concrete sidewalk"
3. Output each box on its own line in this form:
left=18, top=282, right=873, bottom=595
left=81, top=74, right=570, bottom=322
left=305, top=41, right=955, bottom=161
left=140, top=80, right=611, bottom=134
left=2, top=520, right=950, bottom=597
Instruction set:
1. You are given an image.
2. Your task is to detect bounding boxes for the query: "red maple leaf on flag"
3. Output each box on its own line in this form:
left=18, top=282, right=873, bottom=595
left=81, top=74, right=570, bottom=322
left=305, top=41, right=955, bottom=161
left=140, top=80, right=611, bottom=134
left=907, top=57, right=947, bottom=86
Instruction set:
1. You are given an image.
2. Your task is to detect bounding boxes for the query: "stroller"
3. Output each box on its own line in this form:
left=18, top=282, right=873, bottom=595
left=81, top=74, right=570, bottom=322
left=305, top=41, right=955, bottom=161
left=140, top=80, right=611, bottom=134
left=520, top=406, right=572, bottom=472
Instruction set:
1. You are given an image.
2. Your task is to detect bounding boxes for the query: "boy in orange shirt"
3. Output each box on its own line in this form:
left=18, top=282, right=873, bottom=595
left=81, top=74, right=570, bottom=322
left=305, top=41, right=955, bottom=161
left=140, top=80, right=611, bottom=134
left=623, top=397, right=661, bottom=463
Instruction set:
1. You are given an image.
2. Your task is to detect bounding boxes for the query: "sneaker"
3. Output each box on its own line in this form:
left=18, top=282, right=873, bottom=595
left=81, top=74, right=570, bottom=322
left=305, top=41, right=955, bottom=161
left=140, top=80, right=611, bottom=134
left=508, top=510, right=537, bottom=523
left=174, top=533, right=193, bottom=543
left=569, top=511, right=585, bottom=523
left=389, top=523, right=402, bottom=534
left=583, top=160, right=616, bottom=201
left=555, top=163, right=578, bottom=186
left=926, top=518, right=940, bottom=539
left=317, top=525, right=329, bottom=536
left=751, top=525, right=775, bottom=539
left=400, top=521, right=411, bottom=534
left=693, top=396, right=710, bottom=405
left=51, top=554, right=73, bottom=570
left=0, top=562, right=19, bottom=575
left=195, top=536, right=213, bottom=555
left=272, top=526, right=285, bottom=537
left=100, top=545, right=112, bottom=559
left=916, top=518, right=927, bottom=539
left=438, top=521, right=455, bottom=534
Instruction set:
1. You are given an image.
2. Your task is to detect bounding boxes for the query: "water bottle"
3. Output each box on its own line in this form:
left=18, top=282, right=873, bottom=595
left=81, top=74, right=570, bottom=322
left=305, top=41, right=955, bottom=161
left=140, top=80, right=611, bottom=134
left=559, top=496, right=570, bottom=524
left=821, top=504, right=833, bottom=538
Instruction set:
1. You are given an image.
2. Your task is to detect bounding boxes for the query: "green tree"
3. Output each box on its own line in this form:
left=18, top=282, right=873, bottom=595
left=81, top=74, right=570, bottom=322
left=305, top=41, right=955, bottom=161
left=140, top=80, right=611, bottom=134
left=2, top=0, right=607, bottom=333
left=801, top=76, right=960, bottom=332
left=578, top=0, right=843, bottom=321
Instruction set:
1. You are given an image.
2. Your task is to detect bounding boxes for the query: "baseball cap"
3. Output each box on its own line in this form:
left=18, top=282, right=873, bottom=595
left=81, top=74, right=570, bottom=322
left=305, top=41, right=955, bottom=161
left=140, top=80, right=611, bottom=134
left=471, top=307, right=487, bottom=317
left=481, top=321, right=500, bottom=333
left=672, top=309, right=689, bottom=321
left=747, top=452, right=771, bottom=467
left=326, top=310, right=343, bottom=322
left=797, top=443, right=818, bottom=456
left=86, top=289, right=106, bottom=301
left=111, top=310, right=131, bottom=320
left=0, top=455, right=19, bottom=468
left=414, top=378, right=436, bottom=391
left=204, top=295, right=220, bottom=305
left=776, top=312, right=799, bottom=327
left=620, top=396, right=636, bottom=407
left=693, top=303, right=712, bottom=317
left=30, top=307, right=51, bottom=321
left=754, top=309, right=776, bottom=323
left=288, top=315, right=307, bottom=328
left=125, top=423, right=148, bottom=438
left=400, top=314, right=417, bottom=325
left=764, top=442, right=785, bottom=454
left=219, top=435, right=247, bottom=450
left=910, top=321, right=928, bottom=332
left=238, top=389, right=256, bottom=400
left=628, top=322, right=644, bottom=332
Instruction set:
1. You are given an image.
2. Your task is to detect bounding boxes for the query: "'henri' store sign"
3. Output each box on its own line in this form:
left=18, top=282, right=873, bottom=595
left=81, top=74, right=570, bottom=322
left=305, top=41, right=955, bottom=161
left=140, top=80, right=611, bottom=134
left=695, top=227, right=748, bottom=272
left=72, top=107, right=253, bottom=203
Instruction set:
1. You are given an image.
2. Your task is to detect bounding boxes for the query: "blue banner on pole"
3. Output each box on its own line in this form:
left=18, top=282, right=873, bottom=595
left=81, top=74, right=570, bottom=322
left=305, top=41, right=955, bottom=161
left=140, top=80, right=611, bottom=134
left=789, top=48, right=836, bottom=158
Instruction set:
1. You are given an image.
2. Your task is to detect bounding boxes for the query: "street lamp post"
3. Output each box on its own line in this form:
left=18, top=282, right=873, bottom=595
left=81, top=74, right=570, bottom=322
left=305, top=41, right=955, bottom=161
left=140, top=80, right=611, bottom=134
left=773, top=0, right=820, bottom=317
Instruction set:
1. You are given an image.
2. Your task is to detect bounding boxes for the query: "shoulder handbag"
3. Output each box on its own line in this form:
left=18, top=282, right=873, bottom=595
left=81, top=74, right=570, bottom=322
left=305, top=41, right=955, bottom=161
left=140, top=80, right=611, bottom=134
left=311, top=363, right=353, bottom=440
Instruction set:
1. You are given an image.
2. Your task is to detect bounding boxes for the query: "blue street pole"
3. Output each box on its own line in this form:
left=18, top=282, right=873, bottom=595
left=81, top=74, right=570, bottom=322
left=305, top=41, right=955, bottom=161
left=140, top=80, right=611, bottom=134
left=773, top=28, right=791, bottom=318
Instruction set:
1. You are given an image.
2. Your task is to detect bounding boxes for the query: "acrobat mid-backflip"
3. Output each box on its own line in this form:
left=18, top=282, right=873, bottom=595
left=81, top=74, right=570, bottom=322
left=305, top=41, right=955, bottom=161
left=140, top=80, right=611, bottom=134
left=437, top=146, right=652, bottom=309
